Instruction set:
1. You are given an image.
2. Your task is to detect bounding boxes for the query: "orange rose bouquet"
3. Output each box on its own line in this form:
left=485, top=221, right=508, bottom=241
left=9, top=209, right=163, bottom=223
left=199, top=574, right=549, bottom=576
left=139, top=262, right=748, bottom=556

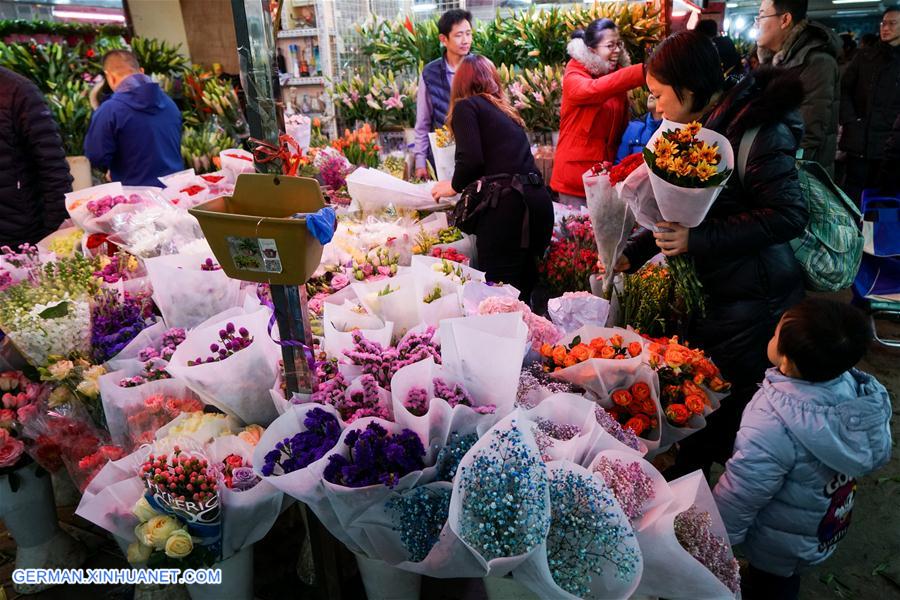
left=603, top=379, right=661, bottom=442
left=644, top=335, right=730, bottom=428
left=541, top=327, right=646, bottom=397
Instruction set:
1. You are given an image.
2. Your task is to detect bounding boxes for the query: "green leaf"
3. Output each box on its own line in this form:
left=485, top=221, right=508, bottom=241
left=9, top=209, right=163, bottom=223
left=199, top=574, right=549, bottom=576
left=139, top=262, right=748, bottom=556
left=569, top=335, right=581, bottom=348
left=38, top=301, right=69, bottom=319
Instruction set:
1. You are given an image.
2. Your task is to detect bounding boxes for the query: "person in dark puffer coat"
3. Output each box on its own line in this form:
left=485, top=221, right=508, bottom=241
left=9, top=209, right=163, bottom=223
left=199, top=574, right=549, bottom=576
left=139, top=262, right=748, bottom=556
left=622, top=31, right=808, bottom=477
left=0, top=67, right=72, bottom=249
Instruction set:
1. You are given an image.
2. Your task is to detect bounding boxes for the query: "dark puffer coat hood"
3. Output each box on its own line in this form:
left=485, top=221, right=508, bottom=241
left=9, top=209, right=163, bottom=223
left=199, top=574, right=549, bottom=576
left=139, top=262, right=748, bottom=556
left=625, top=68, right=809, bottom=386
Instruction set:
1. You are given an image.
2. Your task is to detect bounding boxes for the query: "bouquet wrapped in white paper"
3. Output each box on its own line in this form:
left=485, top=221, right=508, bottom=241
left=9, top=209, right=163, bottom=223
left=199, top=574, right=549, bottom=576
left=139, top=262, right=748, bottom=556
left=347, top=168, right=443, bottom=212
left=166, top=307, right=281, bottom=425
left=145, top=252, right=242, bottom=330
left=428, top=130, right=456, bottom=183
left=642, top=120, right=734, bottom=228
left=583, top=163, right=636, bottom=297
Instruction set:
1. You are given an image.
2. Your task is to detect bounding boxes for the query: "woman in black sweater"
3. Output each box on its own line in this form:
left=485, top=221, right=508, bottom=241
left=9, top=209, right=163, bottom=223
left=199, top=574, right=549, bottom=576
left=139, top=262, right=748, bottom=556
left=431, top=55, right=554, bottom=300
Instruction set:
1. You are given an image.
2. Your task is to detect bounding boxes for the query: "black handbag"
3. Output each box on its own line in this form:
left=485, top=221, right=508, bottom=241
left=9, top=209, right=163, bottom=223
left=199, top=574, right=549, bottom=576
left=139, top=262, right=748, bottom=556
left=450, top=172, right=544, bottom=248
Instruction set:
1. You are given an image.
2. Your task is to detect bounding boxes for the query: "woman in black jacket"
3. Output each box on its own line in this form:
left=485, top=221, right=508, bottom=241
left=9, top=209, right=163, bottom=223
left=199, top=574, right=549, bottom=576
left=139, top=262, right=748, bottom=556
left=0, top=67, right=72, bottom=248
left=620, top=31, right=808, bottom=475
left=431, top=55, right=554, bottom=301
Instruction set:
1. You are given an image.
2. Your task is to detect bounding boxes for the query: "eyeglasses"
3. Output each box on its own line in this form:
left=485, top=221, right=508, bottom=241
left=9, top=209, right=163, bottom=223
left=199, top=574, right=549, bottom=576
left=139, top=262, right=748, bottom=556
left=596, top=40, right=625, bottom=51
left=754, top=12, right=783, bottom=24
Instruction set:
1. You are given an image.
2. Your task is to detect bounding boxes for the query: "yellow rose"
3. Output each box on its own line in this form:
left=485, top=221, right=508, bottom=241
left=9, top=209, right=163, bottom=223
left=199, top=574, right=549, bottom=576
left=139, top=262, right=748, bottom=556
left=48, top=385, right=75, bottom=408
left=132, top=497, right=161, bottom=522
left=75, top=379, right=100, bottom=399
left=164, top=529, right=194, bottom=559
left=145, top=515, right=182, bottom=551
left=84, top=365, right=106, bottom=382
left=126, top=541, right=153, bottom=564
left=238, top=424, right=264, bottom=447
left=47, top=360, right=74, bottom=381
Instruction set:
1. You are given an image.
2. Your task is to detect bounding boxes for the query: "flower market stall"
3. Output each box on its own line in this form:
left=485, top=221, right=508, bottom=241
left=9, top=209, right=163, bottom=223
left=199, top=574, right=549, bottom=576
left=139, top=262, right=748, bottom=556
left=0, top=3, right=751, bottom=600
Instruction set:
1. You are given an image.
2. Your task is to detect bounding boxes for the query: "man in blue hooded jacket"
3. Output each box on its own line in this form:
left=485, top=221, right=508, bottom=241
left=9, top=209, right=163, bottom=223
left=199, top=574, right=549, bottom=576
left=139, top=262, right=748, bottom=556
left=84, top=50, right=182, bottom=187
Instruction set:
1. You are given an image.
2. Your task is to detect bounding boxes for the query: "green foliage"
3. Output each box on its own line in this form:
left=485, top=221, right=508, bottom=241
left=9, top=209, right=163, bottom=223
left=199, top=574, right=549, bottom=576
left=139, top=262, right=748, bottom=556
left=355, top=2, right=664, bottom=74
left=181, top=120, right=237, bottom=173
left=0, top=19, right=127, bottom=39
left=46, top=79, right=93, bottom=156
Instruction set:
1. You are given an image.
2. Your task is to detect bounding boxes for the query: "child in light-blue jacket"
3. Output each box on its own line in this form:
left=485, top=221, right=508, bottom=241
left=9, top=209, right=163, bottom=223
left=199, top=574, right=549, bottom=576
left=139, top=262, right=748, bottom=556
left=713, top=298, right=892, bottom=600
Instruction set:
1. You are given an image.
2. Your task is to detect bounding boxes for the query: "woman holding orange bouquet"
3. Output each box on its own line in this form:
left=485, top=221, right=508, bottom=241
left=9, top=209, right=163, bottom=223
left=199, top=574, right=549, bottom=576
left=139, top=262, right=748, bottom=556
left=619, top=30, right=808, bottom=477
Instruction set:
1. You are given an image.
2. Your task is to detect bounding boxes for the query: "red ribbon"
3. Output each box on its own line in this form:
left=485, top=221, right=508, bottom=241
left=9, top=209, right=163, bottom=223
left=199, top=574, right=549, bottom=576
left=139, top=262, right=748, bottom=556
left=250, top=134, right=304, bottom=177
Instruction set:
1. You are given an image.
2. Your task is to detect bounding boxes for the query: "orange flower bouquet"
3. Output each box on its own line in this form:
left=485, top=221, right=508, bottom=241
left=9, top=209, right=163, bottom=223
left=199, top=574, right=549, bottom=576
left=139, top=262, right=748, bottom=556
left=540, top=326, right=645, bottom=397
left=644, top=335, right=731, bottom=428
left=332, top=124, right=380, bottom=168
left=639, top=121, right=736, bottom=318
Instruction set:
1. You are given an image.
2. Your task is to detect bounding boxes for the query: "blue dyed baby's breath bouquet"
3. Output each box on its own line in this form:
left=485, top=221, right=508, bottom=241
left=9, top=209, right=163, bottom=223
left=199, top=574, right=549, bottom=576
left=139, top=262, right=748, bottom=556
left=455, top=419, right=550, bottom=563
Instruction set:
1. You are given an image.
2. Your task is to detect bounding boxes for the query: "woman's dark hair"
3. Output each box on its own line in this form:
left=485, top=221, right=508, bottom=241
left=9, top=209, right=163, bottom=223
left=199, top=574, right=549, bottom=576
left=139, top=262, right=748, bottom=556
left=646, top=30, right=725, bottom=113
left=778, top=298, right=873, bottom=382
left=438, top=9, right=472, bottom=37
left=570, top=18, right=617, bottom=49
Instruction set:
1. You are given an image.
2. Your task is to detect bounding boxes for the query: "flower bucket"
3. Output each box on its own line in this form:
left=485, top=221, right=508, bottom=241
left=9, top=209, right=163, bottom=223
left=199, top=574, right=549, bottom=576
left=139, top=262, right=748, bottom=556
left=188, top=173, right=326, bottom=285
left=66, top=155, right=93, bottom=192
left=355, top=554, right=423, bottom=600
left=186, top=545, right=254, bottom=600
left=1, top=461, right=87, bottom=593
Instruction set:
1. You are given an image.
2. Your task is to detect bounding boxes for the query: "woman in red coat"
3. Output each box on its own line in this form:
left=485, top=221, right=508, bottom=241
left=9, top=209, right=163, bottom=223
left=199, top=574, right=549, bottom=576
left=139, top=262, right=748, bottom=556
left=550, top=19, right=645, bottom=205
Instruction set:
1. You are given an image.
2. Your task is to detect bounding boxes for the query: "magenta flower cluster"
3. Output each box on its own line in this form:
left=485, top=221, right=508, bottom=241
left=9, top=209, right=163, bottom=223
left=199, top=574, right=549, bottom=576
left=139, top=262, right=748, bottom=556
left=402, top=378, right=495, bottom=417
left=200, top=258, right=221, bottom=271
left=86, top=194, right=142, bottom=218
left=187, top=322, right=252, bottom=366
left=342, top=328, right=441, bottom=390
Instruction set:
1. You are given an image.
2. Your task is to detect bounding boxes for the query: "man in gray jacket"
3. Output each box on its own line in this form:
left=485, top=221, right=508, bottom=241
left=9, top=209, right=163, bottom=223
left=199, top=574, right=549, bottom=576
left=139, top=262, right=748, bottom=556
left=756, top=0, right=841, bottom=175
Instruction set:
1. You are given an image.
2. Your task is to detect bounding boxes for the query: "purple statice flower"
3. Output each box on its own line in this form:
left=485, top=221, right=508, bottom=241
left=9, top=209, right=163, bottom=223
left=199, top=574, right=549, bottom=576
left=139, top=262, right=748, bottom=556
left=592, top=456, right=655, bottom=522
left=674, top=506, right=741, bottom=593
left=91, top=291, right=153, bottom=363
left=336, top=374, right=388, bottom=423
left=516, top=363, right=578, bottom=409
left=262, top=407, right=341, bottom=476
left=323, top=422, right=425, bottom=488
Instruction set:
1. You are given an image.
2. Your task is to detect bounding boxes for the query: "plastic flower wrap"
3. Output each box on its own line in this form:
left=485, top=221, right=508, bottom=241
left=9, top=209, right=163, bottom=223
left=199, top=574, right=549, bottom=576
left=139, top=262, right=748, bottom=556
left=65, top=183, right=163, bottom=235
left=145, top=252, right=242, bottom=330
left=537, top=215, right=600, bottom=296
left=515, top=462, right=641, bottom=599
left=429, top=126, right=455, bottom=182
left=38, top=355, right=108, bottom=430
left=674, top=506, right=741, bottom=594
left=583, top=154, right=642, bottom=298
left=540, top=326, right=646, bottom=399
left=452, top=416, right=550, bottom=572
left=167, top=307, right=281, bottom=426
left=0, top=255, right=98, bottom=366
left=123, top=394, right=205, bottom=448
left=107, top=200, right=205, bottom=258
left=546, top=291, right=611, bottom=335
left=477, top=296, right=561, bottom=353
left=132, top=445, right=222, bottom=566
